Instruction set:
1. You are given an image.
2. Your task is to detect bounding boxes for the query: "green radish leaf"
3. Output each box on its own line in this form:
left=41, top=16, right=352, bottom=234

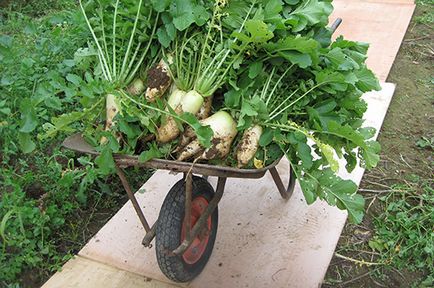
left=360, top=141, right=381, bottom=169
left=297, top=142, right=313, bottom=170
left=156, top=27, right=172, bottom=48
left=326, top=121, right=380, bottom=169
left=264, top=36, right=319, bottom=67
left=278, top=51, right=312, bottom=68
left=259, top=128, right=274, bottom=147
left=18, top=133, right=36, bottom=154
left=298, top=172, right=318, bottom=204
left=359, top=127, right=376, bottom=140
left=139, top=143, right=161, bottom=163
left=327, top=121, right=367, bottom=147
left=325, top=48, right=359, bottom=71
left=302, top=168, right=364, bottom=223
left=180, top=113, right=213, bottom=148
left=19, top=99, right=38, bottom=133
left=151, top=0, right=171, bottom=12
left=241, top=101, right=258, bottom=117
left=224, top=89, right=242, bottom=108
left=248, top=62, right=263, bottom=79
left=66, top=73, right=82, bottom=86
left=245, top=20, right=274, bottom=43
left=265, top=0, right=284, bottom=16
left=95, top=146, right=115, bottom=175
left=195, top=125, right=214, bottom=148
left=354, top=67, right=381, bottom=92
left=192, top=5, right=210, bottom=26
left=344, top=151, right=357, bottom=173
left=285, top=0, right=333, bottom=32
left=170, top=0, right=208, bottom=31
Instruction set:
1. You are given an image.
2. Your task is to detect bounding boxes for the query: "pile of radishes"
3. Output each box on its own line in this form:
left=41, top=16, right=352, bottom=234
left=45, top=0, right=383, bottom=222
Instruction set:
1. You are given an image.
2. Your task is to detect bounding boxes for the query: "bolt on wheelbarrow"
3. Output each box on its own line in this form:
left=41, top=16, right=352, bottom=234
left=62, top=133, right=296, bottom=282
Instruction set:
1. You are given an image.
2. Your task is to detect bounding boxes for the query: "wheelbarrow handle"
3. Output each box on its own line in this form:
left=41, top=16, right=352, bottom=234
left=330, top=18, right=343, bottom=33
left=269, top=166, right=296, bottom=200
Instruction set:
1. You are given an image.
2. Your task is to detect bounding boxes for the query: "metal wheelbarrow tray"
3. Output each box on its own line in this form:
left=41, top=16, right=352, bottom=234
left=63, top=133, right=296, bottom=282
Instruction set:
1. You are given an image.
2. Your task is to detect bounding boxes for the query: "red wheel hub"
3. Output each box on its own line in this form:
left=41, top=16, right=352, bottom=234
left=181, top=196, right=211, bottom=264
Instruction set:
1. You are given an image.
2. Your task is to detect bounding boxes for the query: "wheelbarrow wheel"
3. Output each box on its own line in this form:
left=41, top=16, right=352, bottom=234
left=156, top=176, right=218, bottom=282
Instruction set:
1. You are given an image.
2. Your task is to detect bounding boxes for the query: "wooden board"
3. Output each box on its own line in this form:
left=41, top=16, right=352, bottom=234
left=331, top=0, right=415, bottom=81
left=42, top=256, right=176, bottom=288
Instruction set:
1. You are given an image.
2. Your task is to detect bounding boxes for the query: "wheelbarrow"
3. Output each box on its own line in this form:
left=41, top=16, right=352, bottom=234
left=62, top=133, right=296, bottom=282
left=62, top=18, right=343, bottom=282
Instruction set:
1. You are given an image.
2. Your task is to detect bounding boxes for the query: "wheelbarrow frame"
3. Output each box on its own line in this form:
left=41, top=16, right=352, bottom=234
left=62, top=133, right=296, bottom=256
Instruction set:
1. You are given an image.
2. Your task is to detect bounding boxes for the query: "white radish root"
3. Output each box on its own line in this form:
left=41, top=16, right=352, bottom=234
left=177, top=139, right=204, bottom=161
left=101, top=93, right=121, bottom=144
left=181, top=90, right=204, bottom=114
left=167, top=88, right=185, bottom=108
left=157, top=89, right=204, bottom=143
left=236, top=125, right=263, bottom=168
left=145, top=59, right=172, bottom=102
left=126, top=78, right=145, bottom=96
left=197, top=95, right=213, bottom=120
left=157, top=107, right=182, bottom=143
left=177, top=111, right=237, bottom=161
left=173, top=126, right=195, bottom=153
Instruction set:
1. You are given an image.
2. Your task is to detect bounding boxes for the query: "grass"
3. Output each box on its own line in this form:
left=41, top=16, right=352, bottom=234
left=370, top=180, right=433, bottom=273
left=325, top=179, right=433, bottom=287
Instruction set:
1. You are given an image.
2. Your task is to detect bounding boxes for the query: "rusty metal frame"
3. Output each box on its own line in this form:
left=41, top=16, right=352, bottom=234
left=62, top=134, right=296, bottom=255
left=173, top=176, right=227, bottom=255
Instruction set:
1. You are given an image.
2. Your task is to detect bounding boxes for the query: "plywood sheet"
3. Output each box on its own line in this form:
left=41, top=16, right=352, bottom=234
left=42, top=256, right=176, bottom=288
left=330, top=1, right=415, bottom=81
left=78, top=84, right=396, bottom=288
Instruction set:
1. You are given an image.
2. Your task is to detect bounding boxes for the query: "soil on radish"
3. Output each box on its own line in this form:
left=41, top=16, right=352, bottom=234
left=147, top=63, right=171, bottom=90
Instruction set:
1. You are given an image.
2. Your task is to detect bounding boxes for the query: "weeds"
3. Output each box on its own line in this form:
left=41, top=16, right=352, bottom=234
left=414, top=0, right=434, bottom=25
left=416, top=136, right=434, bottom=150
left=0, top=1, right=152, bottom=286
left=325, top=177, right=434, bottom=287
left=370, top=181, right=433, bottom=275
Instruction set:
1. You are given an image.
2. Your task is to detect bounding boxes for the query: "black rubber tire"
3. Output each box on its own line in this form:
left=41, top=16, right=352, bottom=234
left=155, top=176, right=218, bottom=283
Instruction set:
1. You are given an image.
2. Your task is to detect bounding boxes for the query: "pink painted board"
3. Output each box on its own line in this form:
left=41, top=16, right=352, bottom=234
left=330, top=1, right=415, bottom=81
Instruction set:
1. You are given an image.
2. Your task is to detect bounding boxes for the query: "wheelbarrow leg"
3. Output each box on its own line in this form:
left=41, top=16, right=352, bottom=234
left=173, top=176, right=226, bottom=255
left=184, top=172, right=193, bottom=243
left=115, top=165, right=151, bottom=232
left=142, top=222, right=156, bottom=247
left=269, top=166, right=296, bottom=200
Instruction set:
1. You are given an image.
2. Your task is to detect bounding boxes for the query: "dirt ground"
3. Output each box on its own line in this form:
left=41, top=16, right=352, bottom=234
left=324, top=3, right=433, bottom=287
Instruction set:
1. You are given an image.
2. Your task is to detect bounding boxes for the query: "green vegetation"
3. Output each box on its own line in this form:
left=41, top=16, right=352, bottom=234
left=370, top=181, right=433, bottom=274
left=325, top=179, right=433, bottom=287
left=0, top=1, right=152, bottom=286
left=325, top=0, right=434, bottom=286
